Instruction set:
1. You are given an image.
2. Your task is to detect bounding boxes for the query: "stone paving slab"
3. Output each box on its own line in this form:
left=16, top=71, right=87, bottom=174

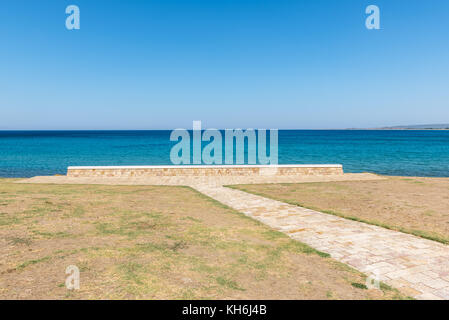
left=192, top=184, right=449, bottom=300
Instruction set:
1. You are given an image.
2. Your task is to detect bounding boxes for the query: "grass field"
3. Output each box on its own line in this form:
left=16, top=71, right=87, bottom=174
left=230, top=176, right=449, bottom=244
left=0, top=179, right=404, bottom=299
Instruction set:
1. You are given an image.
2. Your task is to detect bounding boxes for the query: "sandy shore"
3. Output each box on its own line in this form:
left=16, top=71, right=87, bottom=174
left=16, top=172, right=383, bottom=186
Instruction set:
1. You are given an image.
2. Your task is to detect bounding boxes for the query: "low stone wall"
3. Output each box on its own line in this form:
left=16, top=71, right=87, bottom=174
left=67, top=165, right=343, bottom=178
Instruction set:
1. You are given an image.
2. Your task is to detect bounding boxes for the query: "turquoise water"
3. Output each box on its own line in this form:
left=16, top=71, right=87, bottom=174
left=0, top=130, right=448, bottom=177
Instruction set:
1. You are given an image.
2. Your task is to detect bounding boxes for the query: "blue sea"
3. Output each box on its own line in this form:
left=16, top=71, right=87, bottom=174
left=0, top=130, right=448, bottom=178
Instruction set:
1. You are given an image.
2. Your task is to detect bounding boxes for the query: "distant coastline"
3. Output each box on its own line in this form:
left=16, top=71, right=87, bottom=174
left=347, top=124, right=449, bottom=130
left=347, top=128, right=449, bottom=130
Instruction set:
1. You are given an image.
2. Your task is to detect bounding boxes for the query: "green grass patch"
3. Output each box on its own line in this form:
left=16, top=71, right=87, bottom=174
left=31, top=230, right=73, bottom=239
left=7, top=236, right=32, bottom=246
left=17, top=256, right=52, bottom=270
left=351, top=282, right=368, bottom=289
left=216, top=276, right=245, bottom=291
left=72, top=206, right=85, bottom=217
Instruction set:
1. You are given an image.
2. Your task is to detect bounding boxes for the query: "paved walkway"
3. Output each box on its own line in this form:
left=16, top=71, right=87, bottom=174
left=192, top=184, right=449, bottom=300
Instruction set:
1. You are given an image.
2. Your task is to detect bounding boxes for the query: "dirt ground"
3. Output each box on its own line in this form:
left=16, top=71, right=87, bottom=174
left=231, top=176, right=449, bottom=244
left=0, top=179, right=404, bottom=299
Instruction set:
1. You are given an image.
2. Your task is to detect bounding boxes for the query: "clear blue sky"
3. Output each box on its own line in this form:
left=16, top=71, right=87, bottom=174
left=0, top=0, right=448, bottom=129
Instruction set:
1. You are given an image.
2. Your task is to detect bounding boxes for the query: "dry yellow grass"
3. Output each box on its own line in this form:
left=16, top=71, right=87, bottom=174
left=0, top=179, right=405, bottom=299
left=230, top=176, right=449, bottom=244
